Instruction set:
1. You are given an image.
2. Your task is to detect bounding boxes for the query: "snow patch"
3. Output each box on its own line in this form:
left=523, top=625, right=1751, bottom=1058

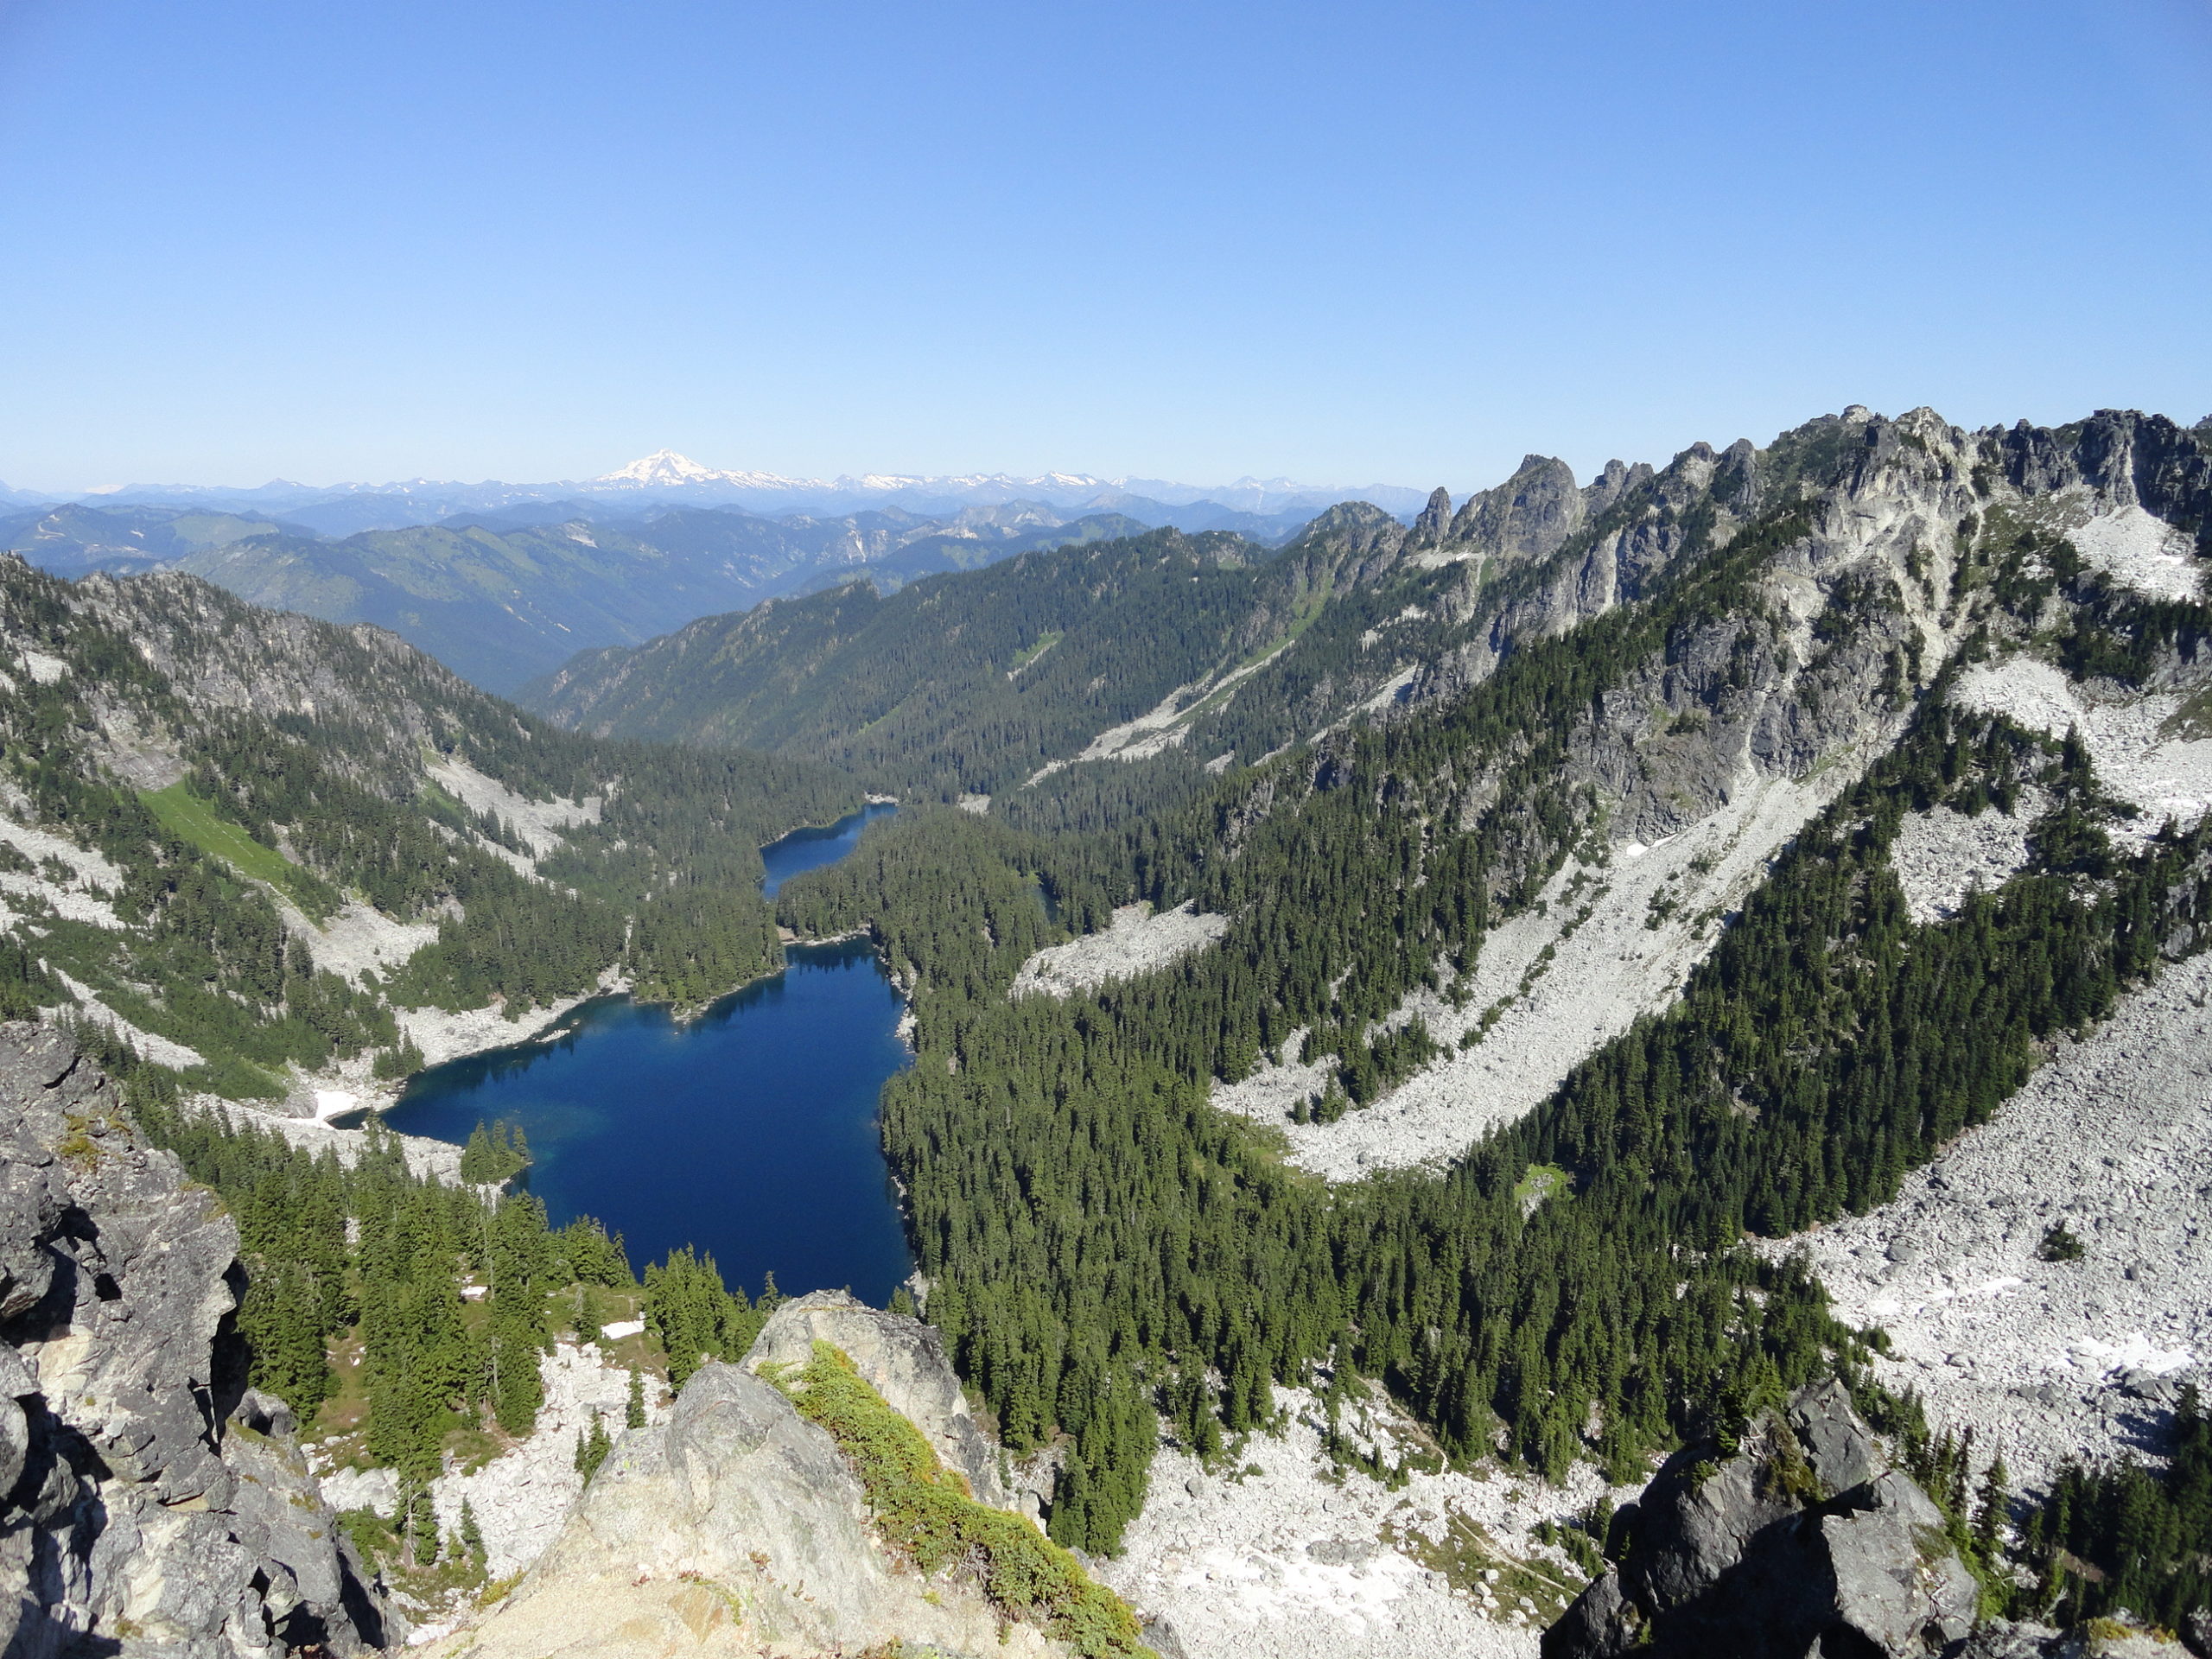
left=188, top=1097, right=465, bottom=1183
left=1011, top=902, right=1230, bottom=998
left=956, top=793, right=991, bottom=816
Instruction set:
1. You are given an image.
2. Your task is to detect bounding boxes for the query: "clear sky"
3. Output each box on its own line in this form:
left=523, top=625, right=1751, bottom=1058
left=1, top=0, right=2207, bottom=494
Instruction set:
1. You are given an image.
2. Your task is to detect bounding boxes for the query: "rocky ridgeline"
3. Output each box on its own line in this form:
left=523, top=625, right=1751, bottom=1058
left=0, top=1024, right=391, bottom=1657
left=429, top=1290, right=1097, bottom=1659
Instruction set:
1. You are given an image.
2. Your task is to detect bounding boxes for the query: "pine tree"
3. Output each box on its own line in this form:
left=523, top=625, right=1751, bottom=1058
left=626, top=1366, right=646, bottom=1430
left=574, top=1411, right=613, bottom=1481
left=1974, top=1452, right=2010, bottom=1565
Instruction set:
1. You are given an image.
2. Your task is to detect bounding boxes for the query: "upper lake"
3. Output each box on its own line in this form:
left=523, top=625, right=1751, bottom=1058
left=384, top=804, right=912, bottom=1305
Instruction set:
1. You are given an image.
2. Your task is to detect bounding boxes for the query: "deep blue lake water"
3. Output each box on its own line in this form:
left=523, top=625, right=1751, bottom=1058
left=385, top=805, right=912, bottom=1305
left=760, top=801, right=897, bottom=896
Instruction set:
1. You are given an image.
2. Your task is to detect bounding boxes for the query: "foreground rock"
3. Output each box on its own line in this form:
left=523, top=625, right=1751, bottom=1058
left=747, top=1288, right=1019, bottom=1509
left=0, top=1024, right=391, bottom=1657
left=1544, top=1382, right=1977, bottom=1659
left=429, top=1300, right=1096, bottom=1659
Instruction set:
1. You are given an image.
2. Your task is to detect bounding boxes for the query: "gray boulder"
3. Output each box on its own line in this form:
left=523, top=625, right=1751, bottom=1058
left=0, top=1024, right=390, bottom=1659
left=1544, top=1380, right=1980, bottom=1659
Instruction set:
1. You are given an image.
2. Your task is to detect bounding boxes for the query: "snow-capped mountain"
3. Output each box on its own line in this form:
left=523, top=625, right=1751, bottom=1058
left=591, top=449, right=809, bottom=492
left=580, top=453, right=1426, bottom=517
left=10, top=454, right=1431, bottom=524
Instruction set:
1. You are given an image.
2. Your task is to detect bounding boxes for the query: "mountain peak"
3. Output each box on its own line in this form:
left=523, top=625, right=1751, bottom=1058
left=597, top=449, right=726, bottom=486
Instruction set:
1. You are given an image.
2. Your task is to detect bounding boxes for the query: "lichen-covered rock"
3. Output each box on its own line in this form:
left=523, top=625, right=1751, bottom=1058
left=428, top=1359, right=1071, bottom=1659
left=1543, top=1381, right=1979, bottom=1659
left=746, top=1288, right=1013, bottom=1507
left=0, top=1024, right=391, bottom=1659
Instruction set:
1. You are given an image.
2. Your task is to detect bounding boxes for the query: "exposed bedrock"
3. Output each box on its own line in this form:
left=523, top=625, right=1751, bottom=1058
left=745, top=1287, right=1018, bottom=1509
left=1543, top=1382, right=1978, bottom=1659
left=0, top=1023, right=391, bottom=1659
left=431, top=1294, right=1078, bottom=1659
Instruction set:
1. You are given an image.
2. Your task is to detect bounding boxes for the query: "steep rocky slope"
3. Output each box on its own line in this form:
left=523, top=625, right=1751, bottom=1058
left=1191, top=407, right=2212, bottom=1179
left=0, top=1024, right=391, bottom=1656
left=0, top=555, right=854, bottom=1108
left=843, top=407, right=2212, bottom=1655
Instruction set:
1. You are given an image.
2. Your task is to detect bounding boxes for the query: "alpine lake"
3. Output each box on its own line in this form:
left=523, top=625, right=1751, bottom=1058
left=383, top=803, right=912, bottom=1305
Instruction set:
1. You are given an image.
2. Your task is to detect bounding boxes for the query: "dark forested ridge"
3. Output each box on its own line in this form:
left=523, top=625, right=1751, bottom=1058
left=3, top=489, right=1194, bottom=693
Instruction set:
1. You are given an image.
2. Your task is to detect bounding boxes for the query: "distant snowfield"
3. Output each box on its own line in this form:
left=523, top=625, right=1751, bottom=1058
left=1783, top=950, right=2212, bottom=1488
left=1011, top=901, right=1230, bottom=998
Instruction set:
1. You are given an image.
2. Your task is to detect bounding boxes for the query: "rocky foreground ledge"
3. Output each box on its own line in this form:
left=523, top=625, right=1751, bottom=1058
left=1547, top=1382, right=2192, bottom=1659
left=424, top=1289, right=1128, bottom=1659
left=0, top=1024, right=391, bottom=1657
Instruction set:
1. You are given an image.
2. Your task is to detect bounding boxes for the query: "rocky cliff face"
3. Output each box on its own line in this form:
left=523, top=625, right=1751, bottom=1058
left=0, top=1025, right=391, bottom=1658
left=430, top=1294, right=1095, bottom=1659
left=1544, top=1382, right=1977, bottom=1659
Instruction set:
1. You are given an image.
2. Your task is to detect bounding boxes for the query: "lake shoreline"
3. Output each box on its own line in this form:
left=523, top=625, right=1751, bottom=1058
left=379, top=931, right=917, bottom=1304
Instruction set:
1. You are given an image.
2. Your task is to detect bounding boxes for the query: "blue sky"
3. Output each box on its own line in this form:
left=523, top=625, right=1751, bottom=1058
left=0, top=0, right=2207, bottom=493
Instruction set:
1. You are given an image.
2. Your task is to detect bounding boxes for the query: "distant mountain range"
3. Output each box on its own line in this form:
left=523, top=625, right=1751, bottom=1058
left=0, top=450, right=1432, bottom=524
left=0, top=455, right=1426, bottom=690
left=0, top=481, right=1389, bottom=693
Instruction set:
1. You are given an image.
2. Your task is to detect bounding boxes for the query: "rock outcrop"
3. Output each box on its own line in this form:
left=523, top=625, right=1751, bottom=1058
left=1543, top=1382, right=1979, bottom=1659
left=745, top=1288, right=1016, bottom=1508
left=0, top=1024, right=391, bottom=1658
left=429, top=1300, right=1088, bottom=1659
